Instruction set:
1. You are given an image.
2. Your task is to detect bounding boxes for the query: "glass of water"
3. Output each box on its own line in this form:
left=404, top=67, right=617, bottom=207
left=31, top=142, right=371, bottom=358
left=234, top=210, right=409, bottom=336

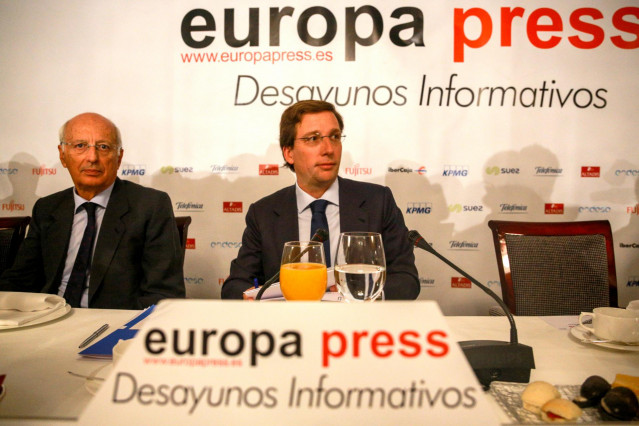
left=333, top=232, right=386, bottom=302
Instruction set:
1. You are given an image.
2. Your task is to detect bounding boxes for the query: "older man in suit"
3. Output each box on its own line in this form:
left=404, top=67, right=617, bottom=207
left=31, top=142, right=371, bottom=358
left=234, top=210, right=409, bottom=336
left=222, top=100, right=419, bottom=300
left=0, top=112, right=184, bottom=309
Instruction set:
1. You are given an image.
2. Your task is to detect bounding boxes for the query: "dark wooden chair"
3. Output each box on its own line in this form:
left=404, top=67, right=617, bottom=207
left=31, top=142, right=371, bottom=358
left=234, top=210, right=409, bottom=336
left=175, top=216, right=192, bottom=265
left=0, top=216, right=31, bottom=275
left=487, top=220, right=617, bottom=316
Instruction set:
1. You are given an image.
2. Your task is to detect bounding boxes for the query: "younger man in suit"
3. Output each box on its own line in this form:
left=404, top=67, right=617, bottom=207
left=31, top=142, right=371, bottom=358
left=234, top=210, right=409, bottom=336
left=222, top=100, right=419, bottom=300
left=0, top=112, right=185, bottom=309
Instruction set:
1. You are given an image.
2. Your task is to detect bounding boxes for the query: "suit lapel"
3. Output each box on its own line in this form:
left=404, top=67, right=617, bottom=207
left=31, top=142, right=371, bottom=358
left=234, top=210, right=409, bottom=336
left=338, top=177, right=369, bottom=231
left=272, top=185, right=299, bottom=248
left=43, top=191, right=75, bottom=292
left=89, top=179, right=127, bottom=302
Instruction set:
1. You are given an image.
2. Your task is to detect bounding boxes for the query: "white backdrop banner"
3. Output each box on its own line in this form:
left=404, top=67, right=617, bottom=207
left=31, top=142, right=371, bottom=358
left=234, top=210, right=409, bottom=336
left=1, top=0, right=638, bottom=314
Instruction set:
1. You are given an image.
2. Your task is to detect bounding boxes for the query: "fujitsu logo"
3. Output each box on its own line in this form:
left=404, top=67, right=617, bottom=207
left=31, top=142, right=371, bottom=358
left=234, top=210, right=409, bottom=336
left=32, top=165, right=56, bottom=175
left=223, top=202, right=243, bottom=213
left=581, top=166, right=600, bottom=177
left=2, top=200, right=25, bottom=211
left=344, top=164, right=372, bottom=176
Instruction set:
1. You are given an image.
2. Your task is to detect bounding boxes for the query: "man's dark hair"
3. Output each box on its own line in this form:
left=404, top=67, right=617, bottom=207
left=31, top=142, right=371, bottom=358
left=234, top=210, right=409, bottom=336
left=279, top=100, right=344, bottom=171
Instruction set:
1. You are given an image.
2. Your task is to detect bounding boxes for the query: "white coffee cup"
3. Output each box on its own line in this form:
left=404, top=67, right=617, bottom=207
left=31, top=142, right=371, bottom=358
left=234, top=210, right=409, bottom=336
left=579, top=307, right=639, bottom=343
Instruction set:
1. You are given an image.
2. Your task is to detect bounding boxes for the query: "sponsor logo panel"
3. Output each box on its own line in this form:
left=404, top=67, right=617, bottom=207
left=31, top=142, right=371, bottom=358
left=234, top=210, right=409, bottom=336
left=223, top=202, right=243, bottom=213
left=449, top=240, right=479, bottom=250
left=486, top=166, right=520, bottom=175
left=406, top=202, right=432, bottom=215
left=615, top=169, right=639, bottom=176
left=184, top=276, right=204, bottom=285
left=451, top=277, right=471, bottom=289
left=186, top=239, right=196, bottom=250
left=175, top=202, right=204, bottom=212
left=211, top=241, right=243, bottom=249
left=500, top=204, right=528, bottom=214
left=344, top=164, right=372, bottom=176
left=448, top=204, right=483, bottom=213
left=32, top=166, right=57, bottom=175
left=259, top=164, right=279, bottom=175
left=419, top=277, right=435, bottom=288
left=2, top=200, right=25, bottom=212
left=0, top=168, right=18, bottom=175
left=544, top=203, right=564, bottom=214
left=161, top=166, right=194, bottom=174
left=626, top=276, right=639, bottom=288
left=416, top=166, right=427, bottom=175
left=578, top=206, right=611, bottom=213
left=121, top=165, right=146, bottom=176
left=535, top=166, right=563, bottom=176
left=581, top=166, right=600, bottom=177
left=388, top=166, right=413, bottom=174
left=619, top=243, right=639, bottom=249
left=443, top=165, right=468, bottom=177
left=211, top=164, right=240, bottom=174
left=627, top=204, right=639, bottom=215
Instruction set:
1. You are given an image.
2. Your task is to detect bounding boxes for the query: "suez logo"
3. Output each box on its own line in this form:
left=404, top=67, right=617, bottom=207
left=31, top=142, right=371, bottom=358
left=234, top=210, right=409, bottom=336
left=485, top=166, right=519, bottom=175
left=581, top=166, right=600, bottom=177
left=545, top=203, right=564, bottom=214
left=451, top=277, right=471, bottom=289
left=448, top=204, right=483, bottom=213
left=180, top=6, right=639, bottom=62
left=162, top=166, right=194, bottom=174
left=259, top=164, right=279, bottom=175
left=142, top=327, right=449, bottom=368
left=406, top=202, right=431, bottom=215
left=223, top=202, right=243, bottom=213
left=442, top=165, right=468, bottom=177
left=121, top=165, right=146, bottom=176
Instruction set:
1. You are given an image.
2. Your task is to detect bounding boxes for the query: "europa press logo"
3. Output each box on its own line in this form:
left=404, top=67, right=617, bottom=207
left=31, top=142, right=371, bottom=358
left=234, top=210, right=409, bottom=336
left=581, top=166, right=600, bottom=177
left=545, top=203, right=564, bottom=214
left=259, top=164, right=279, bottom=175
left=223, top=202, right=243, bottom=213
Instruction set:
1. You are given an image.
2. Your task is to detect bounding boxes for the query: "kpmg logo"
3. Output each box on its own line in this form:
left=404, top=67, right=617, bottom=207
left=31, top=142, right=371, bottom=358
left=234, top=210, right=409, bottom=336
left=451, top=277, right=471, bottom=289
left=416, top=166, right=427, bottom=175
left=626, top=276, right=639, bottom=288
left=578, top=206, right=611, bottom=213
left=0, top=168, right=18, bottom=175
left=388, top=166, right=413, bottom=174
left=184, top=276, right=204, bottom=285
left=535, top=166, right=563, bottom=176
left=161, top=166, right=194, bottom=174
left=32, top=165, right=56, bottom=175
left=120, top=165, right=146, bottom=176
left=419, top=277, right=435, bottom=288
left=344, top=164, right=372, bottom=176
left=211, top=164, right=240, bottom=174
left=448, top=240, right=479, bottom=250
left=627, top=204, right=639, bottom=215
left=615, top=169, right=639, bottom=176
left=2, top=200, right=25, bottom=212
left=259, top=164, right=279, bottom=175
left=485, top=166, right=520, bottom=175
left=211, top=241, right=243, bottom=249
left=545, top=203, right=564, bottom=214
left=406, top=202, right=432, bottom=214
left=581, top=166, right=600, bottom=177
left=442, top=165, right=468, bottom=177
left=500, top=204, right=528, bottom=214
left=175, top=202, right=204, bottom=212
left=619, top=243, right=639, bottom=249
left=223, top=202, right=243, bottom=213
left=186, top=239, right=196, bottom=250
left=448, top=204, right=483, bottom=213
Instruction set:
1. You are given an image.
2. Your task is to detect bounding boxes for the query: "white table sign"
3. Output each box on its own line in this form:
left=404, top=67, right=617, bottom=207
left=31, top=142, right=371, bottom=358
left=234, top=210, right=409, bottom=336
left=80, top=300, right=499, bottom=425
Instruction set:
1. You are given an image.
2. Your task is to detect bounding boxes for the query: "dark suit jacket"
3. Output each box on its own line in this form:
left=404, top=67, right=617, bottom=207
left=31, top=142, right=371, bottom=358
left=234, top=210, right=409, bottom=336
left=222, top=177, right=420, bottom=300
left=0, top=178, right=185, bottom=309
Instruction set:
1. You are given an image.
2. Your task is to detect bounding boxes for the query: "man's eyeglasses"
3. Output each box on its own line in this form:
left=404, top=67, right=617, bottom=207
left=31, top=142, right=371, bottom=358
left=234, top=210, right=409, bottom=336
left=60, top=142, right=120, bottom=155
left=296, top=134, right=345, bottom=146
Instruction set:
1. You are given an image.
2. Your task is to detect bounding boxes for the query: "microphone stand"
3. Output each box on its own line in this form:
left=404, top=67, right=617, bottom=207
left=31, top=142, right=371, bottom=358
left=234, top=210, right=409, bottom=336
left=409, top=230, right=534, bottom=389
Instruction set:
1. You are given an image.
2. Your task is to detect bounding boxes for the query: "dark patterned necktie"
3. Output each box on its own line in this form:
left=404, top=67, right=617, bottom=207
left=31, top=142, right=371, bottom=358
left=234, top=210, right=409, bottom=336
left=64, top=202, right=97, bottom=307
left=310, top=199, right=330, bottom=267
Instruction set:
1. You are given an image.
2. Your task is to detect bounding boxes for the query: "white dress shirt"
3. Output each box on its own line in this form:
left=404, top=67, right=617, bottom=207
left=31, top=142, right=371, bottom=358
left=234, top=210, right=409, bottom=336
left=295, top=179, right=340, bottom=265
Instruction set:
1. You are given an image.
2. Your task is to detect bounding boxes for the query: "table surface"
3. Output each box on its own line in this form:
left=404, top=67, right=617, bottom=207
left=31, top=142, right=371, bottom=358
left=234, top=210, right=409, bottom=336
left=1, top=306, right=638, bottom=423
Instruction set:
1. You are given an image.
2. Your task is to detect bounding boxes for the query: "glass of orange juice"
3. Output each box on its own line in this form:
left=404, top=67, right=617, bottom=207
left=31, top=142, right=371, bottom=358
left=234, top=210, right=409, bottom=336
left=280, top=241, right=327, bottom=301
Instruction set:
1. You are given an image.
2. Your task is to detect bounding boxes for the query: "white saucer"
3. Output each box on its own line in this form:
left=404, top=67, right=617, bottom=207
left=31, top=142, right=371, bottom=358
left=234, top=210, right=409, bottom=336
left=84, top=363, right=113, bottom=395
left=0, top=304, right=71, bottom=330
left=570, top=325, right=639, bottom=352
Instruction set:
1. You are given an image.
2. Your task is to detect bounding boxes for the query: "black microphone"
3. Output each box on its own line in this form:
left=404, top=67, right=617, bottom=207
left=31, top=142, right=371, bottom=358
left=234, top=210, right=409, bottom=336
left=408, top=230, right=534, bottom=389
left=255, top=228, right=329, bottom=301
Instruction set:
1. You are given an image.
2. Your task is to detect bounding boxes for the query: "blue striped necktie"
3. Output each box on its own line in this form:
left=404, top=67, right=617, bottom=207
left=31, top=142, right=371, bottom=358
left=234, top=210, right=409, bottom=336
left=310, top=199, right=330, bottom=267
left=64, top=202, right=97, bottom=307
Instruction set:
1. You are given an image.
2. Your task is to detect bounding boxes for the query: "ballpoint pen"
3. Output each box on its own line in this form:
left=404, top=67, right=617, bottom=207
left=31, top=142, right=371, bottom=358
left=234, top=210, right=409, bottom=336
left=78, top=324, right=109, bottom=348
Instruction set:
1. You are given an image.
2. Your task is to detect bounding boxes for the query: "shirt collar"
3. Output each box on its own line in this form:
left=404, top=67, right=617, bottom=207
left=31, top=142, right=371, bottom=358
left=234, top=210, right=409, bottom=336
left=73, top=182, right=115, bottom=213
left=295, top=178, right=340, bottom=214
